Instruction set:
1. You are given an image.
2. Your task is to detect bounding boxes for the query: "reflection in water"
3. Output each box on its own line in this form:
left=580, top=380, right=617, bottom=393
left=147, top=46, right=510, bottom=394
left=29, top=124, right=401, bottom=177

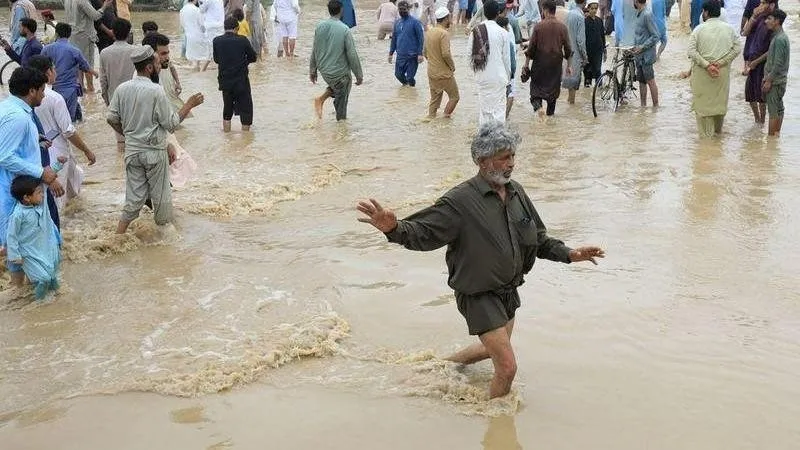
left=482, top=415, right=522, bottom=450
left=685, top=140, right=724, bottom=223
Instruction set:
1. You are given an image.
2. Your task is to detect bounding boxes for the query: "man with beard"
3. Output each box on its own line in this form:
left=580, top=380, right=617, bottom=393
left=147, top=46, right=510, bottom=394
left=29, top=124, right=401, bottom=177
left=521, top=0, right=571, bottom=118
left=213, top=17, right=257, bottom=132
left=389, top=1, right=425, bottom=87
left=356, top=121, right=605, bottom=399
left=423, top=7, right=459, bottom=118
left=142, top=32, right=187, bottom=117
left=1, top=18, right=42, bottom=68
left=0, top=68, right=63, bottom=288
left=107, top=46, right=204, bottom=234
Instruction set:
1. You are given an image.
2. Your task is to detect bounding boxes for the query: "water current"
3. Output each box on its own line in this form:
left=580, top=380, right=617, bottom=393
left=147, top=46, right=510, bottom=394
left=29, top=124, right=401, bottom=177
left=0, top=4, right=799, bottom=449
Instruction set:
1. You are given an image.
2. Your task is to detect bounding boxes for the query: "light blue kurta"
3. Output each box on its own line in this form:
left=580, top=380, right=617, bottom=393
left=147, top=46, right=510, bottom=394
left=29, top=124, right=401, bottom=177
left=6, top=202, right=61, bottom=288
left=0, top=96, right=46, bottom=248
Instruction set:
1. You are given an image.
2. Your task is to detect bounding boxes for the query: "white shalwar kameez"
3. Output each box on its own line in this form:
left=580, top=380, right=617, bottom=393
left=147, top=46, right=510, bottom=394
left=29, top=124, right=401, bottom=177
left=468, top=20, right=511, bottom=127
left=201, top=0, right=226, bottom=48
left=181, top=2, right=209, bottom=61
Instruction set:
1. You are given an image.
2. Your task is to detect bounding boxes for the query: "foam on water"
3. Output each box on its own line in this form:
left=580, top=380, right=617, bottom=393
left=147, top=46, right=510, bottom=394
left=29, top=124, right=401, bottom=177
left=177, top=165, right=342, bottom=217
left=120, top=312, right=350, bottom=397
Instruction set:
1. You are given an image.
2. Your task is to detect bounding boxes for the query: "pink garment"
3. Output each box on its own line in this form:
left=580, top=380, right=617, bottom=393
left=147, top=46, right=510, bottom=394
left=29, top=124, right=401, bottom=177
left=377, top=1, right=399, bottom=24
left=167, top=134, right=197, bottom=188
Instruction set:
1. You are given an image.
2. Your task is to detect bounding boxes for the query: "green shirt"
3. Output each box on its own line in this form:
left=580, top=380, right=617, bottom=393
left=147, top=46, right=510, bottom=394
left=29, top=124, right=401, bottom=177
left=765, top=29, right=790, bottom=85
left=386, top=175, right=572, bottom=296
left=309, top=18, right=363, bottom=81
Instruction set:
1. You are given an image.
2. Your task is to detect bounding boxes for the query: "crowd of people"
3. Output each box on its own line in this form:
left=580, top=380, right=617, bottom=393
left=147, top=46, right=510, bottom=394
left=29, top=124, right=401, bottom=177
left=0, top=0, right=792, bottom=398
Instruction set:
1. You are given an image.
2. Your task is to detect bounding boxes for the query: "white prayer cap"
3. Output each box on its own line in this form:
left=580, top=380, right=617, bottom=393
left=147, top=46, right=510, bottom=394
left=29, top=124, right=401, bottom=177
left=435, top=6, right=450, bottom=19
left=130, top=45, right=155, bottom=64
left=587, top=0, right=599, bottom=5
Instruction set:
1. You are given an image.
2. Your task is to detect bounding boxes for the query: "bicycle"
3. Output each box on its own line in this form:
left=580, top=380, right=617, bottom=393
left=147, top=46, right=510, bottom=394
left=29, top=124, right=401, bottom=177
left=592, top=46, right=639, bottom=117
left=0, top=58, right=19, bottom=86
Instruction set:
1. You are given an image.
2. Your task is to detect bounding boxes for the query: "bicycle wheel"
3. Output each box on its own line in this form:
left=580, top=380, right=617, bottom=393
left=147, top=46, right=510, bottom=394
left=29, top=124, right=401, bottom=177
left=592, top=72, right=619, bottom=117
left=0, top=60, right=19, bottom=86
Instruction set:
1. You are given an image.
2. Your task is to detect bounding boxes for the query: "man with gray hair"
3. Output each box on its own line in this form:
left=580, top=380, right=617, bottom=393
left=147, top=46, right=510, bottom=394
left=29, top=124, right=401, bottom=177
left=357, top=121, right=604, bottom=399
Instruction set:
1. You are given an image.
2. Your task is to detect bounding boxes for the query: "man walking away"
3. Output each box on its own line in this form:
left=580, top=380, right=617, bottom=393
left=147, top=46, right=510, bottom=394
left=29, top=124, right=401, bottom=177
left=563, top=0, right=586, bottom=104
left=632, top=0, right=661, bottom=107
left=390, top=1, right=425, bottom=87
left=310, top=0, right=364, bottom=121
left=107, top=46, right=204, bottom=234
left=468, top=0, right=512, bottom=126
left=356, top=121, right=604, bottom=400
left=687, top=0, right=741, bottom=137
left=762, top=9, right=789, bottom=136
left=99, top=19, right=136, bottom=148
left=64, top=0, right=114, bottom=93
left=424, top=7, right=459, bottom=118
left=213, top=17, right=258, bottom=132
left=377, top=0, right=400, bottom=40
left=521, top=0, right=571, bottom=118
left=41, top=23, right=101, bottom=122
left=181, top=0, right=211, bottom=71
left=274, top=0, right=301, bottom=57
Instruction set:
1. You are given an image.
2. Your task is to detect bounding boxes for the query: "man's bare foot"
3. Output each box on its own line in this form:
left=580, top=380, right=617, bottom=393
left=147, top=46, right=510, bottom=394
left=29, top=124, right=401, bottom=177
left=223, top=120, right=231, bottom=132
left=537, top=108, right=546, bottom=121
left=242, top=125, right=251, bottom=131
left=314, top=97, right=324, bottom=119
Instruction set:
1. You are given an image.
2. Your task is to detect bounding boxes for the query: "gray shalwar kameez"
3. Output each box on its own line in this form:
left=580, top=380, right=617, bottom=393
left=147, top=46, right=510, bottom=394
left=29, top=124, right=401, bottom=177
left=107, top=76, right=181, bottom=225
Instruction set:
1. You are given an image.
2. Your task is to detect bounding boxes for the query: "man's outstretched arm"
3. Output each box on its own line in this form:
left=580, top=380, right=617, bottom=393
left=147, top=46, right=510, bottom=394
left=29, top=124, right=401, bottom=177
left=357, top=198, right=460, bottom=251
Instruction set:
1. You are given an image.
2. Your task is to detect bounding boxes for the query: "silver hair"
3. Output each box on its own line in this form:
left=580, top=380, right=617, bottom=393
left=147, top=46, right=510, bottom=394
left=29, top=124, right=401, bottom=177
left=470, top=121, right=522, bottom=164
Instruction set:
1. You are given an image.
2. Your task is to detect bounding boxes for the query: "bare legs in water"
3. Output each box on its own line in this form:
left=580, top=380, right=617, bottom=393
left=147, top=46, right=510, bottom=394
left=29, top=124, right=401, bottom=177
left=445, top=319, right=517, bottom=399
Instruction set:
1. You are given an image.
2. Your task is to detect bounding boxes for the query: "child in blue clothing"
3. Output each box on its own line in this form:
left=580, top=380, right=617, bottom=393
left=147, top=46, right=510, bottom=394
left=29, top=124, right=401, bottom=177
left=6, top=175, right=61, bottom=300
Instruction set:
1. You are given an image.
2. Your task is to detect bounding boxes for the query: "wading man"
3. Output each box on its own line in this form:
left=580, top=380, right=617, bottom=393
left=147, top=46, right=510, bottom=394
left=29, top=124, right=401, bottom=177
left=107, top=46, right=204, bottom=234
left=310, top=0, right=364, bottom=121
left=687, top=0, right=741, bottom=137
left=356, top=121, right=605, bottom=398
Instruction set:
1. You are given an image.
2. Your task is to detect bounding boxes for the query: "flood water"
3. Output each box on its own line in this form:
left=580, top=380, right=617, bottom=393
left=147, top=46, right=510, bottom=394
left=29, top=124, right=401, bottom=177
left=1, top=4, right=800, bottom=449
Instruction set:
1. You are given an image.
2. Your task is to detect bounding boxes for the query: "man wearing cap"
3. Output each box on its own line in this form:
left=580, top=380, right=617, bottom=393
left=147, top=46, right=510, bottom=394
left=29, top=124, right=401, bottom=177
left=584, top=0, right=606, bottom=87
left=468, top=0, right=512, bottom=126
left=107, top=45, right=205, bottom=234
left=389, top=1, right=425, bottom=87
left=424, top=7, right=459, bottom=118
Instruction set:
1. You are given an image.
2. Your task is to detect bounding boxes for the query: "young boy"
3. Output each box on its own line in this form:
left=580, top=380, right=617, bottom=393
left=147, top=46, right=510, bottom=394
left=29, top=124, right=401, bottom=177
left=232, top=9, right=251, bottom=38
left=142, top=21, right=159, bottom=36
left=6, top=175, right=62, bottom=300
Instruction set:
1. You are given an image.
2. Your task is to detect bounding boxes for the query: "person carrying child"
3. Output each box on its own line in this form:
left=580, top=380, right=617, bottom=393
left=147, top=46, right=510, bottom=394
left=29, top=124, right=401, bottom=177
left=6, top=175, right=62, bottom=300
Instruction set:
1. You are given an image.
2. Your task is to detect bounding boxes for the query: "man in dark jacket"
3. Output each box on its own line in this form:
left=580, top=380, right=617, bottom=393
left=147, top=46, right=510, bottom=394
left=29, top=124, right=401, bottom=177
left=213, top=16, right=257, bottom=132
